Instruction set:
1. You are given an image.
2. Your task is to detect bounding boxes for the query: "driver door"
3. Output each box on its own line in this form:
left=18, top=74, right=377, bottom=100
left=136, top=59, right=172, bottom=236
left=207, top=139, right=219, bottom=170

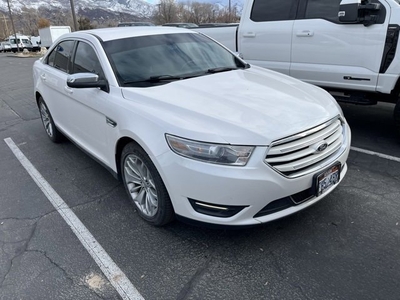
left=290, top=0, right=388, bottom=92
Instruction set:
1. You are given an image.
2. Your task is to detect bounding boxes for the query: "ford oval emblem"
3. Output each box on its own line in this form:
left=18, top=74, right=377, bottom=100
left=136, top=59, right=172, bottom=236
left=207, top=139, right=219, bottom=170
left=317, top=142, right=328, bottom=152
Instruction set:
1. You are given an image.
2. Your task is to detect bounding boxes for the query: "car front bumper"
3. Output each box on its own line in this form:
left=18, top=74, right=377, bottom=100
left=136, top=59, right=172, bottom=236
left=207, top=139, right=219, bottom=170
left=155, top=123, right=351, bottom=226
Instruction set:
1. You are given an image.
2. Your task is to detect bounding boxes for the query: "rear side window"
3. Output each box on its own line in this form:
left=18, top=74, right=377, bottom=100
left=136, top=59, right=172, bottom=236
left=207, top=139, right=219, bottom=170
left=47, top=40, right=75, bottom=73
left=251, top=0, right=298, bottom=22
left=72, top=42, right=105, bottom=78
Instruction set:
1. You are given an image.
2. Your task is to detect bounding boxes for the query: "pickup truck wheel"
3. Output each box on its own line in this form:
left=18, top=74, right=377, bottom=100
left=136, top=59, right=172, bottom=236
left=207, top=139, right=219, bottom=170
left=38, top=97, right=63, bottom=143
left=395, top=98, right=400, bottom=136
left=121, top=142, right=174, bottom=226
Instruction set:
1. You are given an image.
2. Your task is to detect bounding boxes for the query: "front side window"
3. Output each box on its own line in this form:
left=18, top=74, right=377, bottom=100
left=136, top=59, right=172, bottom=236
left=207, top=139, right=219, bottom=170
left=72, top=41, right=105, bottom=78
left=304, top=0, right=385, bottom=24
left=47, top=40, right=75, bottom=73
left=305, top=0, right=341, bottom=22
left=251, top=0, right=298, bottom=22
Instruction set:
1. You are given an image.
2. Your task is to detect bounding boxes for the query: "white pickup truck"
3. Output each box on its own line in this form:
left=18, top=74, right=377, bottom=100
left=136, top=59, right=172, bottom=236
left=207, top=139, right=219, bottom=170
left=195, top=0, right=400, bottom=136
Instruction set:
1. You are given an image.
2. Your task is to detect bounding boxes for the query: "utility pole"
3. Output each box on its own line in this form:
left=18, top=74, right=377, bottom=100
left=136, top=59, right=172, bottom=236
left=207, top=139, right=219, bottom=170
left=228, top=0, right=231, bottom=23
left=6, top=0, right=19, bottom=52
left=70, top=0, right=78, bottom=31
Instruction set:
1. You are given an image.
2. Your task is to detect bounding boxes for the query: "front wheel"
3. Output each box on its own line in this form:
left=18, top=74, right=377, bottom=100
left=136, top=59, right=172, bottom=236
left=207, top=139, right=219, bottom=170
left=121, top=142, right=174, bottom=226
left=395, top=98, right=400, bottom=137
left=38, top=97, right=63, bottom=143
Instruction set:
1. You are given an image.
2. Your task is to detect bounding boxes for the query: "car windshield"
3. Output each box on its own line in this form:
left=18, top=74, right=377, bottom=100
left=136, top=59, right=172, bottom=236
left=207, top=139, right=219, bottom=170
left=103, top=33, right=247, bottom=87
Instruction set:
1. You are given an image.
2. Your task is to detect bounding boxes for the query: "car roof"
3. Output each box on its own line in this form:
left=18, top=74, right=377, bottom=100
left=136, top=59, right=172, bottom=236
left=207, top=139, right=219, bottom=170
left=67, top=27, right=195, bottom=42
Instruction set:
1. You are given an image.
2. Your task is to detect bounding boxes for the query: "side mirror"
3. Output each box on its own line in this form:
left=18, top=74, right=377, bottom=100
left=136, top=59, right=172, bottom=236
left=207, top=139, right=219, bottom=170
left=339, top=0, right=361, bottom=23
left=339, top=0, right=381, bottom=26
left=67, top=73, right=109, bottom=93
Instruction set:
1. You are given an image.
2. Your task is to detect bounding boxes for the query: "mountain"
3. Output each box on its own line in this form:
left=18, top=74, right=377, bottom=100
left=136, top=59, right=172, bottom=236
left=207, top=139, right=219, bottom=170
left=0, top=0, right=244, bottom=36
left=179, top=0, right=243, bottom=6
left=0, top=0, right=244, bottom=17
left=0, top=0, right=155, bottom=18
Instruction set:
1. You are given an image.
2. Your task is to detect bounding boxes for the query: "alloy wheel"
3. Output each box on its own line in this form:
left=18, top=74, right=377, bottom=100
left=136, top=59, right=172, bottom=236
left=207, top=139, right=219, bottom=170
left=40, top=101, right=53, bottom=137
left=124, top=154, right=158, bottom=217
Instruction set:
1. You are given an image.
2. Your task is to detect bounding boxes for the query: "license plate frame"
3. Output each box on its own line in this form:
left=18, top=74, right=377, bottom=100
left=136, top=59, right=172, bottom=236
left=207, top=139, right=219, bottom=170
left=313, top=162, right=341, bottom=197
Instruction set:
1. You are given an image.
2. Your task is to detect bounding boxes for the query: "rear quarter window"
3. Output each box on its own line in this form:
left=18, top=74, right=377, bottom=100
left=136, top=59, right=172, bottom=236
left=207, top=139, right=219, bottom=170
left=46, top=40, right=75, bottom=73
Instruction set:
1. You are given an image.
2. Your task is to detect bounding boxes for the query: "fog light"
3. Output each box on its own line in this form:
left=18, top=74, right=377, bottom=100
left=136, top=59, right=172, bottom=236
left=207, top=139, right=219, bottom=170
left=188, top=199, right=247, bottom=218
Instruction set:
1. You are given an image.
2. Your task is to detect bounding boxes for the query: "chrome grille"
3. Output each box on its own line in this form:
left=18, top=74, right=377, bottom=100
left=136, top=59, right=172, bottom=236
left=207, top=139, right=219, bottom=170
left=265, top=116, right=345, bottom=178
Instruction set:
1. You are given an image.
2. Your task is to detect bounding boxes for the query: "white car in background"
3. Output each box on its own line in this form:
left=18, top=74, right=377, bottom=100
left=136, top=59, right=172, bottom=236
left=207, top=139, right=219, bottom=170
left=8, top=35, right=32, bottom=52
left=33, top=27, right=351, bottom=227
left=0, top=41, right=12, bottom=52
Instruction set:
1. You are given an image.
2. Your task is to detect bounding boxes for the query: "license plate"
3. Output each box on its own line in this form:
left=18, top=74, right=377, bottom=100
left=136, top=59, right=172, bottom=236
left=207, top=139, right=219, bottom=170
left=314, top=163, right=341, bottom=197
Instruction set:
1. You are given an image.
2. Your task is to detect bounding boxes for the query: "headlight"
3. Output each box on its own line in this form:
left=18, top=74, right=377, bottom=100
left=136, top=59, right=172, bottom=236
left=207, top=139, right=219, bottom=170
left=166, top=135, right=254, bottom=166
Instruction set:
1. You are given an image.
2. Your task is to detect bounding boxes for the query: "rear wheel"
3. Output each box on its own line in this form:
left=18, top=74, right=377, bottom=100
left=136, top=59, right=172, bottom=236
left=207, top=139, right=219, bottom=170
left=395, top=98, right=400, bottom=137
left=121, top=142, right=174, bottom=226
left=38, top=97, right=63, bottom=143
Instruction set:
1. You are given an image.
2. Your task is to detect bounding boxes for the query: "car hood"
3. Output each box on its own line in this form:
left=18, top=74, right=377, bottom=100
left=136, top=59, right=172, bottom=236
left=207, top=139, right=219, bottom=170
left=121, top=66, right=340, bottom=145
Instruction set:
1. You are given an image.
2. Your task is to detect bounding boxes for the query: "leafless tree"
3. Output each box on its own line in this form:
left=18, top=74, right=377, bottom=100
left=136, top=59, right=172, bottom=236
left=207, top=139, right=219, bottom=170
left=152, top=0, right=240, bottom=25
left=152, top=0, right=179, bottom=24
left=0, top=14, right=11, bottom=38
left=19, top=7, right=39, bottom=35
left=186, top=2, right=216, bottom=24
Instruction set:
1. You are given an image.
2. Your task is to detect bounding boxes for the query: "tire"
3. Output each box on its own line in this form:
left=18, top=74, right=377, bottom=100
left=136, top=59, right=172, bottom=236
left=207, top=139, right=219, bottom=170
left=121, top=142, right=174, bottom=226
left=38, top=97, right=63, bottom=143
left=395, top=98, right=400, bottom=137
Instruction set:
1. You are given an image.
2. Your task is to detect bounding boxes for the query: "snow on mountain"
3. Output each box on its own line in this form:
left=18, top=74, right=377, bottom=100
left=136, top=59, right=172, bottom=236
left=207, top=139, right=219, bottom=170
left=0, top=0, right=155, bottom=18
left=178, top=0, right=243, bottom=6
left=0, top=0, right=244, bottom=20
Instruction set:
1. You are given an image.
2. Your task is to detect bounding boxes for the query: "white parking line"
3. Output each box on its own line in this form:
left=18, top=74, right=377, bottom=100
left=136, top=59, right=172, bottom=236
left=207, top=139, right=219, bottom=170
left=351, top=146, right=400, bottom=163
left=4, top=137, right=144, bottom=300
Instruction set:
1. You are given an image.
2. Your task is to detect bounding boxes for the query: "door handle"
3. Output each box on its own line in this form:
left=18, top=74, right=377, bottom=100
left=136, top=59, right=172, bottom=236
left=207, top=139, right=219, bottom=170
left=296, top=30, right=314, bottom=37
left=64, top=86, right=73, bottom=94
left=243, top=32, right=256, bottom=38
left=40, top=74, right=46, bottom=81
left=106, top=117, right=117, bottom=128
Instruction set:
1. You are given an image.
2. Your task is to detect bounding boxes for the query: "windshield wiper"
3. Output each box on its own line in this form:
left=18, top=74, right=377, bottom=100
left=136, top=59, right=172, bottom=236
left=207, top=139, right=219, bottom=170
left=123, top=75, right=182, bottom=85
left=207, top=62, right=251, bottom=74
left=207, top=67, right=239, bottom=74
left=123, top=73, right=205, bottom=85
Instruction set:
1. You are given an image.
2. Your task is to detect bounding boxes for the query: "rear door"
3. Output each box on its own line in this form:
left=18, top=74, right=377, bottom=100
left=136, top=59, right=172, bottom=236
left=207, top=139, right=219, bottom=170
left=38, top=40, right=75, bottom=132
left=237, top=0, right=300, bottom=75
left=290, top=0, right=389, bottom=92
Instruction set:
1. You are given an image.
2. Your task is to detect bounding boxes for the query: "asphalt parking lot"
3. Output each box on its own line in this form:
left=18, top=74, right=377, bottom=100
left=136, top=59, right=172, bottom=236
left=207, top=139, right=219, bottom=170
left=0, top=53, right=399, bottom=300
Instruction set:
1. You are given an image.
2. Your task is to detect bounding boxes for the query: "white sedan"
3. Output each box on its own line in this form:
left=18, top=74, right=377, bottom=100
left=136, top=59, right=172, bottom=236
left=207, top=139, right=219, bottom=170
left=33, top=27, right=351, bottom=227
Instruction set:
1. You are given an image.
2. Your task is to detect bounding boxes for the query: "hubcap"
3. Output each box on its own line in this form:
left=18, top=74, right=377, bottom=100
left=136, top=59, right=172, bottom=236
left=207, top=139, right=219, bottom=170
left=40, top=102, right=53, bottom=137
left=124, top=154, right=158, bottom=217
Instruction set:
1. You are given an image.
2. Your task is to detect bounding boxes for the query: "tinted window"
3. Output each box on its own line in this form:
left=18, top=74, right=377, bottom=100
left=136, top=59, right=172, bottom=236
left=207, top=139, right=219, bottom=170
left=48, top=41, right=75, bottom=73
left=72, top=42, right=104, bottom=78
left=251, top=0, right=298, bottom=22
left=305, top=0, right=341, bottom=21
left=47, top=49, right=56, bottom=67
left=103, top=33, right=246, bottom=87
